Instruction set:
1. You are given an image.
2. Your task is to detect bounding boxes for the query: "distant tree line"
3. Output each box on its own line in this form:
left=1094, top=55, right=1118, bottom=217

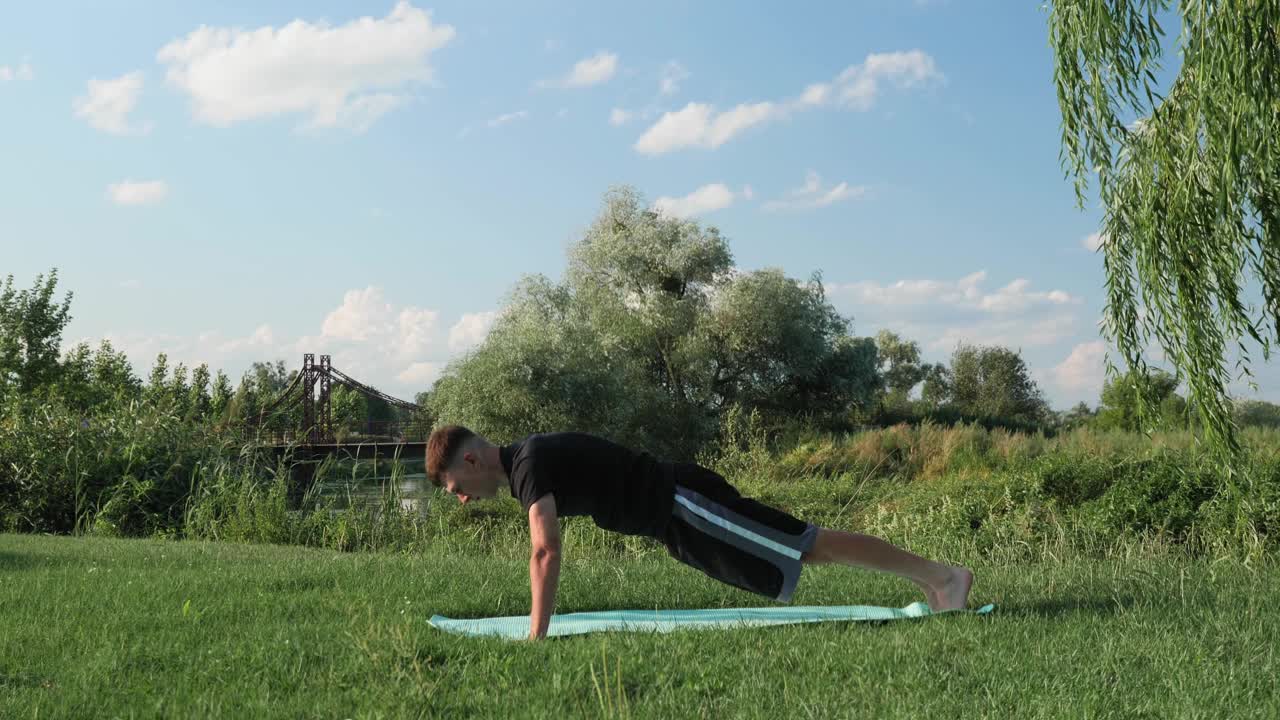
left=5, top=189, right=1279, bottom=459
left=0, top=271, right=414, bottom=440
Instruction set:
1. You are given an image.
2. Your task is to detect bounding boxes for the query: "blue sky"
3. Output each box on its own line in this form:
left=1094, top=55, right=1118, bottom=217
left=3, top=1, right=1275, bottom=408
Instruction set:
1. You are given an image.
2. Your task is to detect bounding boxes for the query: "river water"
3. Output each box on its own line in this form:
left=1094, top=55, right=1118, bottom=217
left=310, top=458, right=435, bottom=513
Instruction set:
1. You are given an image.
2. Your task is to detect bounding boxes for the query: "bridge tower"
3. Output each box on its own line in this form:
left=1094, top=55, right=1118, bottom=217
left=299, top=353, right=335, bottom=444
left=302, top=353, right=316, bottom=442
left=318, top=354, right=332, bottom=443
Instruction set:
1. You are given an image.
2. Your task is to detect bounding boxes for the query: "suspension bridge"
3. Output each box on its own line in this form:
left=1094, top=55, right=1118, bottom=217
left=250, top=353, right=430, bottom=458
left=248, top=354, right=431, bottom=500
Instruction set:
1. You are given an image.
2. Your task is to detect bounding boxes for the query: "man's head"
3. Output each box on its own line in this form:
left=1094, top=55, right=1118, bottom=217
left=426, top=425, right=505, bottom=504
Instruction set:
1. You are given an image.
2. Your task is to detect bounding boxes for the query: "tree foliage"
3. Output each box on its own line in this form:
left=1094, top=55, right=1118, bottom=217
left=919, top=362, right=952, bottom=409
left=0, top=270, right=73, bottom=403
left=1096, top=368, right=1188, bottom=431
left=56, top=339, right=141, bottom=412
left=1234, top=399, right=1280, bottom=428
left=428, top=187, right=882, bottom=458
left=874, top=330, right=927, bottom=406
left=946, top=343, right=1049, bottom=426
left=1048, top=0, right=1280, bottom=457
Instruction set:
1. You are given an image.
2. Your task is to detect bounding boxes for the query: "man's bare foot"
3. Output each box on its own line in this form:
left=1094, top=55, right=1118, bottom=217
left=915, top=581, right=939, bottom=610
left=928, top=566, right=973, bottom=612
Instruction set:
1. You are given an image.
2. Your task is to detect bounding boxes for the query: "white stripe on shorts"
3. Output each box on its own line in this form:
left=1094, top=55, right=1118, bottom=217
left=672, top=493, right=802, bottom=560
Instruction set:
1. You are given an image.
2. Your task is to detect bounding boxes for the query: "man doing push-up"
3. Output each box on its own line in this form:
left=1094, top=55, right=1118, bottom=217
left=426, top=427, right=973, bottom=640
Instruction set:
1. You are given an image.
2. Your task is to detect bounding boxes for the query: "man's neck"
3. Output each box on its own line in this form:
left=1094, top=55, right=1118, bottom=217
left=483, top=445, right=506, bottom=479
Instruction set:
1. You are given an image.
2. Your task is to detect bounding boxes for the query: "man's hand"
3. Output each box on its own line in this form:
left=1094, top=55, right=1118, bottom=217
left=528, top=493, right=561, bottom=640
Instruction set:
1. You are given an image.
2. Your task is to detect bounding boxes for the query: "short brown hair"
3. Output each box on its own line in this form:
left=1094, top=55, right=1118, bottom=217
left=426, top=425, right=476, bottom=487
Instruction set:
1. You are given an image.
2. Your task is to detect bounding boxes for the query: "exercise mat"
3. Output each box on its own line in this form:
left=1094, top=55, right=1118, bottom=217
left=429, top=601, right=996, bottom=640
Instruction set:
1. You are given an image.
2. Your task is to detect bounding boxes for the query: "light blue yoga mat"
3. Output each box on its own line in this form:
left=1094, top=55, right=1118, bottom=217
left=429, top=602, right=995, bottom=640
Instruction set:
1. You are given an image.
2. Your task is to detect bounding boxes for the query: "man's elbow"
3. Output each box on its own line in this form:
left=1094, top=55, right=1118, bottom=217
left=532, top=544, right=561, bottom=562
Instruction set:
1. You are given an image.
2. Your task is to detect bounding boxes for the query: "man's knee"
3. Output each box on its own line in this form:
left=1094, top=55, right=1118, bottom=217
left=800, top=527, right=829, bottom=564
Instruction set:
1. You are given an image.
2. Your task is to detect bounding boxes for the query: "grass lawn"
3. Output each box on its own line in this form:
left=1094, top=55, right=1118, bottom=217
left=1, top=533, right=1277, bottom=719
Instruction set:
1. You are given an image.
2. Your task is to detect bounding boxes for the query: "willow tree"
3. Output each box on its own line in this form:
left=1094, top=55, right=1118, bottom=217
left=1048, top=1, right=1280, bottom=460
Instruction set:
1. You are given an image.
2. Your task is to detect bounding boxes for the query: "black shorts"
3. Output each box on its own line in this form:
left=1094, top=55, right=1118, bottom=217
left=658, top=463, right=818, bottom=603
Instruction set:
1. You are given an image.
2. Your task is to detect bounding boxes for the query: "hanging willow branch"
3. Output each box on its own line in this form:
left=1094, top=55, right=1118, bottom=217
left=1048, top=0, right=1280, bottom=462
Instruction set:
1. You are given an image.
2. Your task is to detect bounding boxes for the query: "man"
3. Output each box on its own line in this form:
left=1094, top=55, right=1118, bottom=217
left=426, top=426, right=973, bottom=640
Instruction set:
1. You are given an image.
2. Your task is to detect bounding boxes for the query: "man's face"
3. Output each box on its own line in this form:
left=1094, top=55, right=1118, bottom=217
left=440, top=451, right=497, bottom=504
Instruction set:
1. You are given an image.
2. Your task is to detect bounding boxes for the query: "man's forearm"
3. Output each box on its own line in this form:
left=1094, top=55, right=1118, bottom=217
left=529, top=549, right=561, bottom=639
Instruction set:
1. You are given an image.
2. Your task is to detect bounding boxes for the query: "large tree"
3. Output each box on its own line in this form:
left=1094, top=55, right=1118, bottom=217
left=0, top=270, right=73, bottom=404
left=1096, top=368, right=1185, bottom=431
left=874, top=330, right=927, bottom=406
left=56, top=339, right=141, bottom=411
left=1235, top=399, right=1280, bottom=428
left=1049, top=1, right=1280, bottom=456
left=429, top=187, right=881, bottom=458
left=947, top=343, right=1050, bottom=426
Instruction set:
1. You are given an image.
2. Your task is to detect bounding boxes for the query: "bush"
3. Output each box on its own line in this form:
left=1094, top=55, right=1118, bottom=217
left=4, top=393, right=1279, bottom=562
left=1067, top=454, right=1218, bottom=545
left=0, top=395, right=232, bottom=535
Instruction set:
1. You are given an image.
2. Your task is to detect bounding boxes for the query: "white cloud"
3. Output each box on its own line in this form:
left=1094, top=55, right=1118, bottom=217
left=660, top=61, right=689, bottom=95
left=77, top=324, right=281, bottom=387
left=294, top=286, right=448, bottom=391
left=842, top=274, right=978, bottom=306
left=487, top=110, right=528, bottom=127
left=826, top=271, right=1084, bottom=366
left=799, top=83, right=829, bottom=106
left=74, top=71, right=148, bottom=134
left=397, top=307, right=440, bottom=358
left=635, top=50, right=941, bottom=155
left=1082, top=231, right=1107, bottom=251
left=69, top=289, right=493, bottom=404
left=1051, top=341, right=1107, bottom=395
left=448, top=311, right=498, bottom=352
left=652, top=183, right=736, bottom=219
left=310, top=287, right=439, bottom=371
left=216, top=324, right=275, bottom=354
left=609, top=108, right=632, bottom=126
left=398, top=361, right=444, bottom=385
left=830, top=50, right=942, bottom=111
left=978, top=279, right=1075, bottom=312
left=928, top=313, right=1080, bottom=351
left=298, top=301, right=495, bottom=391
left=832, top=271, right=1078, bottom=314
left=156, top=2, right=455, bottom=132
left=1, top=60, right=33, bottom=82
left=321, top=287, right=416, bottom=345
left=763, top=171, right=866, bottom=211
left=742, top=185, right=754, bottom=200
left=107, top=180, right=168, bottom=206
left=327, top=93, right=407, bottom=134
left=541, top=51, right=618, bottom=88
left=634, top=101, right=780, bottom=154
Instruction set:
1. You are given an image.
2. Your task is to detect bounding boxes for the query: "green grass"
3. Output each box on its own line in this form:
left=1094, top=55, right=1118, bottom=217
left=2, top=534, right=1278, bottom=718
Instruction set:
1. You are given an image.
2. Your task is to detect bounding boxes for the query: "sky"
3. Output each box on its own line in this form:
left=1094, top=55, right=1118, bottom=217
left=2, top=0, right=1276, bottom=410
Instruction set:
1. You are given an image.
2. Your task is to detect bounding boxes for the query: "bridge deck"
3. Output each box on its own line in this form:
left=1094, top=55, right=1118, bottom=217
left=265, top=442, right=427, bottom=461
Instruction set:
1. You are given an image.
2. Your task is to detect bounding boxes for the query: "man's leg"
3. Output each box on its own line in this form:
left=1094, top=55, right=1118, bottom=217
left=800, top=528, right=973, bottom=611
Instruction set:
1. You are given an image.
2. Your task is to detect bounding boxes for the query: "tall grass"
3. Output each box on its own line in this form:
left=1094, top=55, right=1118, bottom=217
left=3, top=396, right=1279, bottom=562
left=710, top=420, right=1280, bottom=565
left=764, top=420, right=1280, bottom=483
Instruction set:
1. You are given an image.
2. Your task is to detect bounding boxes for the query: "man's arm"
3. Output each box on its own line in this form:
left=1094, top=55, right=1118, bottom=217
left=527, top=493, right=562, bottom=640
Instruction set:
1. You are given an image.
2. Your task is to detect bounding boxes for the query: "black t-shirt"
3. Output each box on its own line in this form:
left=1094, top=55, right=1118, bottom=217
left=500, top=432, right=675, bottom=537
